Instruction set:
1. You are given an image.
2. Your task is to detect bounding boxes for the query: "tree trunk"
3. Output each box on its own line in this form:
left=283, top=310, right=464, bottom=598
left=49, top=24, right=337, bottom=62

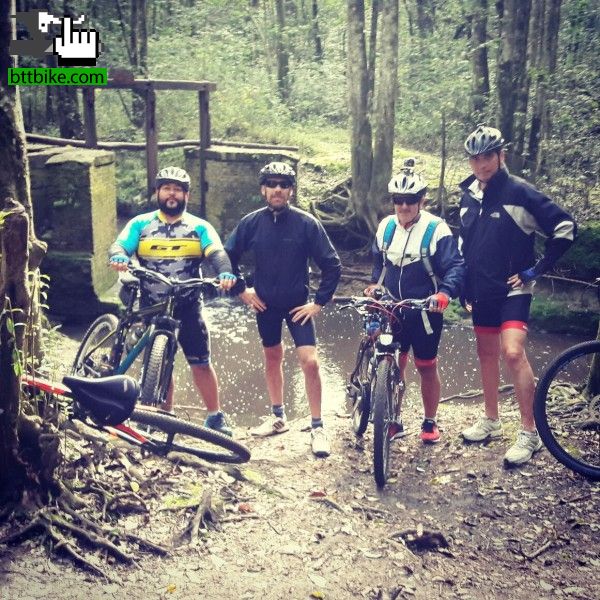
left=367, top=0, right=381, bottom=105
left=415, top=0, right=434, bottom=35
left=311, top=0, right=323, bottom=62
left=437, top=111, right=447, bottom=218
left=527, top=0, right=562, bottom=178
left=131, top=0, right=148, bottom=127
left=275, top=0, right=290, bottom=102
left=367, top=0, right=399, bottom=220
left=496, top=0, right=531, bottom=173
left=347, top=0, right=376, bottom=231
left=470, top=0, right=490, bottom=115
left=0, top=0, right=49, bottom=506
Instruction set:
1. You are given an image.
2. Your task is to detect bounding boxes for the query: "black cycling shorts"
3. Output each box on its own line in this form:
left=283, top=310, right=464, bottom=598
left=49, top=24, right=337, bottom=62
left=391, top=309, right=443, bottom=364
left=471, top=294, right=532, bottom=333
left=256, top=306, right=317, bottom=348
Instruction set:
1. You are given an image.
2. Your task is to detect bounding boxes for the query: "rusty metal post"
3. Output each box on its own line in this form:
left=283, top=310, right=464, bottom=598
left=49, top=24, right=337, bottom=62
left=198, top=90, right=211, bottom=218
left=145, top=84, right=158, bottom=200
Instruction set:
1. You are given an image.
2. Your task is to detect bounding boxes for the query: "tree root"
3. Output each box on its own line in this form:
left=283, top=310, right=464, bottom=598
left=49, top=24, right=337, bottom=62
left=176, top=490, right=220, bottom=545
left=440, top=384, right=514, bottom=403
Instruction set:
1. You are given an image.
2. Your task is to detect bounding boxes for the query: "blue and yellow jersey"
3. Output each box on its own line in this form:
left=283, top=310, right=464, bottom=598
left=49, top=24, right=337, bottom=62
left=110, top=210, right=223, bottom=304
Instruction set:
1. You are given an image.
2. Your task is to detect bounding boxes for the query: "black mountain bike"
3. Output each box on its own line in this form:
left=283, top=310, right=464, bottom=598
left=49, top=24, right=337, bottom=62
left=340, top=295, right=428, bottom=488
left=70, top=265, right=250, bottom=464
left=534, top=279, right=600, bottom=480
left=22, top=372, right=250, bottom=463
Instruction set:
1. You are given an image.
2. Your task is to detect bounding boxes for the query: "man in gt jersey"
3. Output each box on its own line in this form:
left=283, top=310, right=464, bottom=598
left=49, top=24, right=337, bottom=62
left=108, top=167, right=236, bottom=436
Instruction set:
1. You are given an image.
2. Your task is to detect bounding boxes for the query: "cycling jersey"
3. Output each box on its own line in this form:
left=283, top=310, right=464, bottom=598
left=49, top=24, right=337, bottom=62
left=458, top=168, right=577, bottom=302
left=371, top=210, right=464, bottom=301
left=109, top=210, right=229, bottom=305
left=225, top=205, right=341, bottom=309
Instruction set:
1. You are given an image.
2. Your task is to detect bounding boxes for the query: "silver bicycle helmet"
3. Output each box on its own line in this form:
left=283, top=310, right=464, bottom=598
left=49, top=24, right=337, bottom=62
left=388, top=158, right=428, bottom=196
left=464, top=124, right=505, bottom=156
left=259, top=162, right=296, bottom=185
left=155, top=166, right=191, bottom=192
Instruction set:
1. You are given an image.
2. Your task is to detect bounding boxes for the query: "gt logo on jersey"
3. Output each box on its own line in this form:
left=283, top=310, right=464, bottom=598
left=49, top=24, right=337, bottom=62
left=138, top=238, right=202, bottom=258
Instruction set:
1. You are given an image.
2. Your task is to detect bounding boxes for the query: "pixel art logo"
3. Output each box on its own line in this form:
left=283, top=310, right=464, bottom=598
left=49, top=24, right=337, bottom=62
left=10, top=9, right=102, bottom=66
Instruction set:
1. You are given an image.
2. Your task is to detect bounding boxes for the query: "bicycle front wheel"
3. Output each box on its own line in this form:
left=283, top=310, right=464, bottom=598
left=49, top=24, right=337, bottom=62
left=372, top=358, right=396, bottom=488
left=534, top=340, right=600, bottom=480
left=349, top=340, right=373, bottom=436
left=72, top=314, right=120, bottom=377
left=121, top=409, right=251, bottom=464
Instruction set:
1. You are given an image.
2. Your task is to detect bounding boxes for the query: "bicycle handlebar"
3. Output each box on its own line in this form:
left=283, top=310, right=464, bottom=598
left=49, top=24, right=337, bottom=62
left=128, top=265, right=219, bottom=290
left=337, top=296, right=430, bottom=313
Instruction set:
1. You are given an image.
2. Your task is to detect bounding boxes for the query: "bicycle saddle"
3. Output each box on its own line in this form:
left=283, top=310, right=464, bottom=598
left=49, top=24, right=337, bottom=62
left=63, top=374, right=140, bottom=426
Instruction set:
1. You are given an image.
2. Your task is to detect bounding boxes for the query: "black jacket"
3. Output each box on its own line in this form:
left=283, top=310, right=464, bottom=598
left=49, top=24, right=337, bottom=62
left=458, top=168, right=577, bottom=301
left=225, top=205, right=342, bottom=308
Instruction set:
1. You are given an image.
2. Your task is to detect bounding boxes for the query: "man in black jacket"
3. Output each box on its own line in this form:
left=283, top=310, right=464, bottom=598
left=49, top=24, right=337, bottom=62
left=225, top=162, right=341, bottom=457
left=459, top=125, right=577, bottom=465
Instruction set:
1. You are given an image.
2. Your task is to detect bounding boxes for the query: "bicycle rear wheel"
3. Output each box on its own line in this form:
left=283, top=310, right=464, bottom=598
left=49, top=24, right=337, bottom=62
left=120, top=409, right=251, bottom=464
left=349, top=340, right=374, bottom=436
left=372, top=358, right=396, bottom=488
left=72, top=314, right=120, bottom=377
left=534, top=340, right=600, bottom=480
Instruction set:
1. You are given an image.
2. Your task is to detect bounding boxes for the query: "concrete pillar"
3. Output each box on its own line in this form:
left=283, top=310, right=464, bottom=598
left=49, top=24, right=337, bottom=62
left=184, top=144, right=299, bottom=237
left=29, top=147, right=119, bottom=320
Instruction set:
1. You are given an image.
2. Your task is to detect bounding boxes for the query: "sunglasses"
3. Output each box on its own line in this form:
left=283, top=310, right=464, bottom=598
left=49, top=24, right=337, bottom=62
left=264, top=179, right=293, bottom=189
left=391, top=195, right=420, bottom=205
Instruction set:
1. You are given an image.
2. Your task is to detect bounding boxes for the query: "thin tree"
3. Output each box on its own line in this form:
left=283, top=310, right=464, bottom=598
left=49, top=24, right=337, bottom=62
left=469, top=0, right=490, bottom=116
left=347, top=0, right=399, bottom=234
left=527, top=0, right=562, bottom=178
left=496, top=0, right=532, bottom=172
left=275, top=0, right=290, bottom=102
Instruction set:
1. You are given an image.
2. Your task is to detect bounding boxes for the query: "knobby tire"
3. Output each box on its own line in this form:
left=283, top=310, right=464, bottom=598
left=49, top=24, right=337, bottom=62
left=124, top=409, right=251, bottom=464
left=351, top=340, right=373, bottom=436
left=372, top=359, right=394, bottom=488
left=534, top=340, right=600, bottom=480
left=72, top=314, right=120, bottom=377
left=140, top=334, right=172, bottom=406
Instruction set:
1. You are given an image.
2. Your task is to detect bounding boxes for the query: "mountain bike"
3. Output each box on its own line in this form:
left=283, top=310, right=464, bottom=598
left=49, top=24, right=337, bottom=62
left=339, top=295, right=429, bottom=488
left=73, top=265, right=214, bottom=406
left=21, top=372, right=251, bottom=464
left=533, top=279, right=600, bottom=480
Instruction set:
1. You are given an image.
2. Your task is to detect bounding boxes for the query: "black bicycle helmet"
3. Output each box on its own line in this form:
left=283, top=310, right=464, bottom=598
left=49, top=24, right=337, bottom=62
left=388, top=158, right=428, bottom=196
left=155, top=166, right=191, bottom=192
left=258, top=162, right=296, bottom=185
left=464, top=124, right=506, bottom=156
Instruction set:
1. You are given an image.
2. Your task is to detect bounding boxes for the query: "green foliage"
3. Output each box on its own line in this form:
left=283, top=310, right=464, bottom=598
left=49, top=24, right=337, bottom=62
left=530, top=295, right=599, bottom=336
left=556, top=220, right=600, bottom=281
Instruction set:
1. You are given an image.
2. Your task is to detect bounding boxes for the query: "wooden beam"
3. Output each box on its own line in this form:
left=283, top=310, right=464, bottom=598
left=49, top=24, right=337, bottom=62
left=26, top=133, right=300, bottom=152
left=145, top=85, right=158, bottom=200
left=198, top=90, right=211, bottom=218
left=82, top=88, right=97, bottom=148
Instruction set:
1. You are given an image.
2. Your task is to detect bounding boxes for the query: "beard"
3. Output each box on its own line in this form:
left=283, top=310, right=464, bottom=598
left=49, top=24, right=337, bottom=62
left=158, top=198, right=186, bottom=216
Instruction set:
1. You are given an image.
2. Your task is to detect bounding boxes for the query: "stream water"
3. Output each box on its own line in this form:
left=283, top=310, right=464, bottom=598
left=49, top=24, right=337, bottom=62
left=65, top=297, right=585, bottom=429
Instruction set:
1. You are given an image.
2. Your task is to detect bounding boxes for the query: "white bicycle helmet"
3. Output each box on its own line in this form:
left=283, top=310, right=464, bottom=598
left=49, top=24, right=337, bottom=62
left=155, top=166, right=191, bottom=192
left=388, top=158, right=427, bottom=196
left=259, top=162, right=296, bottom=185
left=464, top=124, right=506, bottom=156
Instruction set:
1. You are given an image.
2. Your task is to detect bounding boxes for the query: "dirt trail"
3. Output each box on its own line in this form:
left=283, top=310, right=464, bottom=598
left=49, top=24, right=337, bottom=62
left=1, top=388, right=598, bottom=600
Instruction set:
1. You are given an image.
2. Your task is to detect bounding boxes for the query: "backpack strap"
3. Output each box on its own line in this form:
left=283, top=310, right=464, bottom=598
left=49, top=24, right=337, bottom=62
left=376, top=218, right=397, bottom=287
left=420, top=218, right=441, bottom=293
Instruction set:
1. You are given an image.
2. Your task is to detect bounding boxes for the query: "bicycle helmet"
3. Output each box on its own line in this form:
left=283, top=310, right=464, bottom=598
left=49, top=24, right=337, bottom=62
left=388, top=158, right=428, bottom=196
left=155, top=166, right=191, bottom=192
left=259, top=162, right=296, bottom=185
left=464, top=124, right=506, bottom=156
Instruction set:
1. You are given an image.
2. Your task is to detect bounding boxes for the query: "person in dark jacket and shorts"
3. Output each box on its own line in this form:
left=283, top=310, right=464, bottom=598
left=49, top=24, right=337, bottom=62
left=225, top=162, right=341, bottom=457
left=459, top=125, right=577, bottom=465
left=364, top=160, right=464, bottom=443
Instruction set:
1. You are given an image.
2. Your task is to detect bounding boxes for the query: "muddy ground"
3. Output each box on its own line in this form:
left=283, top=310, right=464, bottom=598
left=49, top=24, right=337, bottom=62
left=1, top=271, right=598, bottom=600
